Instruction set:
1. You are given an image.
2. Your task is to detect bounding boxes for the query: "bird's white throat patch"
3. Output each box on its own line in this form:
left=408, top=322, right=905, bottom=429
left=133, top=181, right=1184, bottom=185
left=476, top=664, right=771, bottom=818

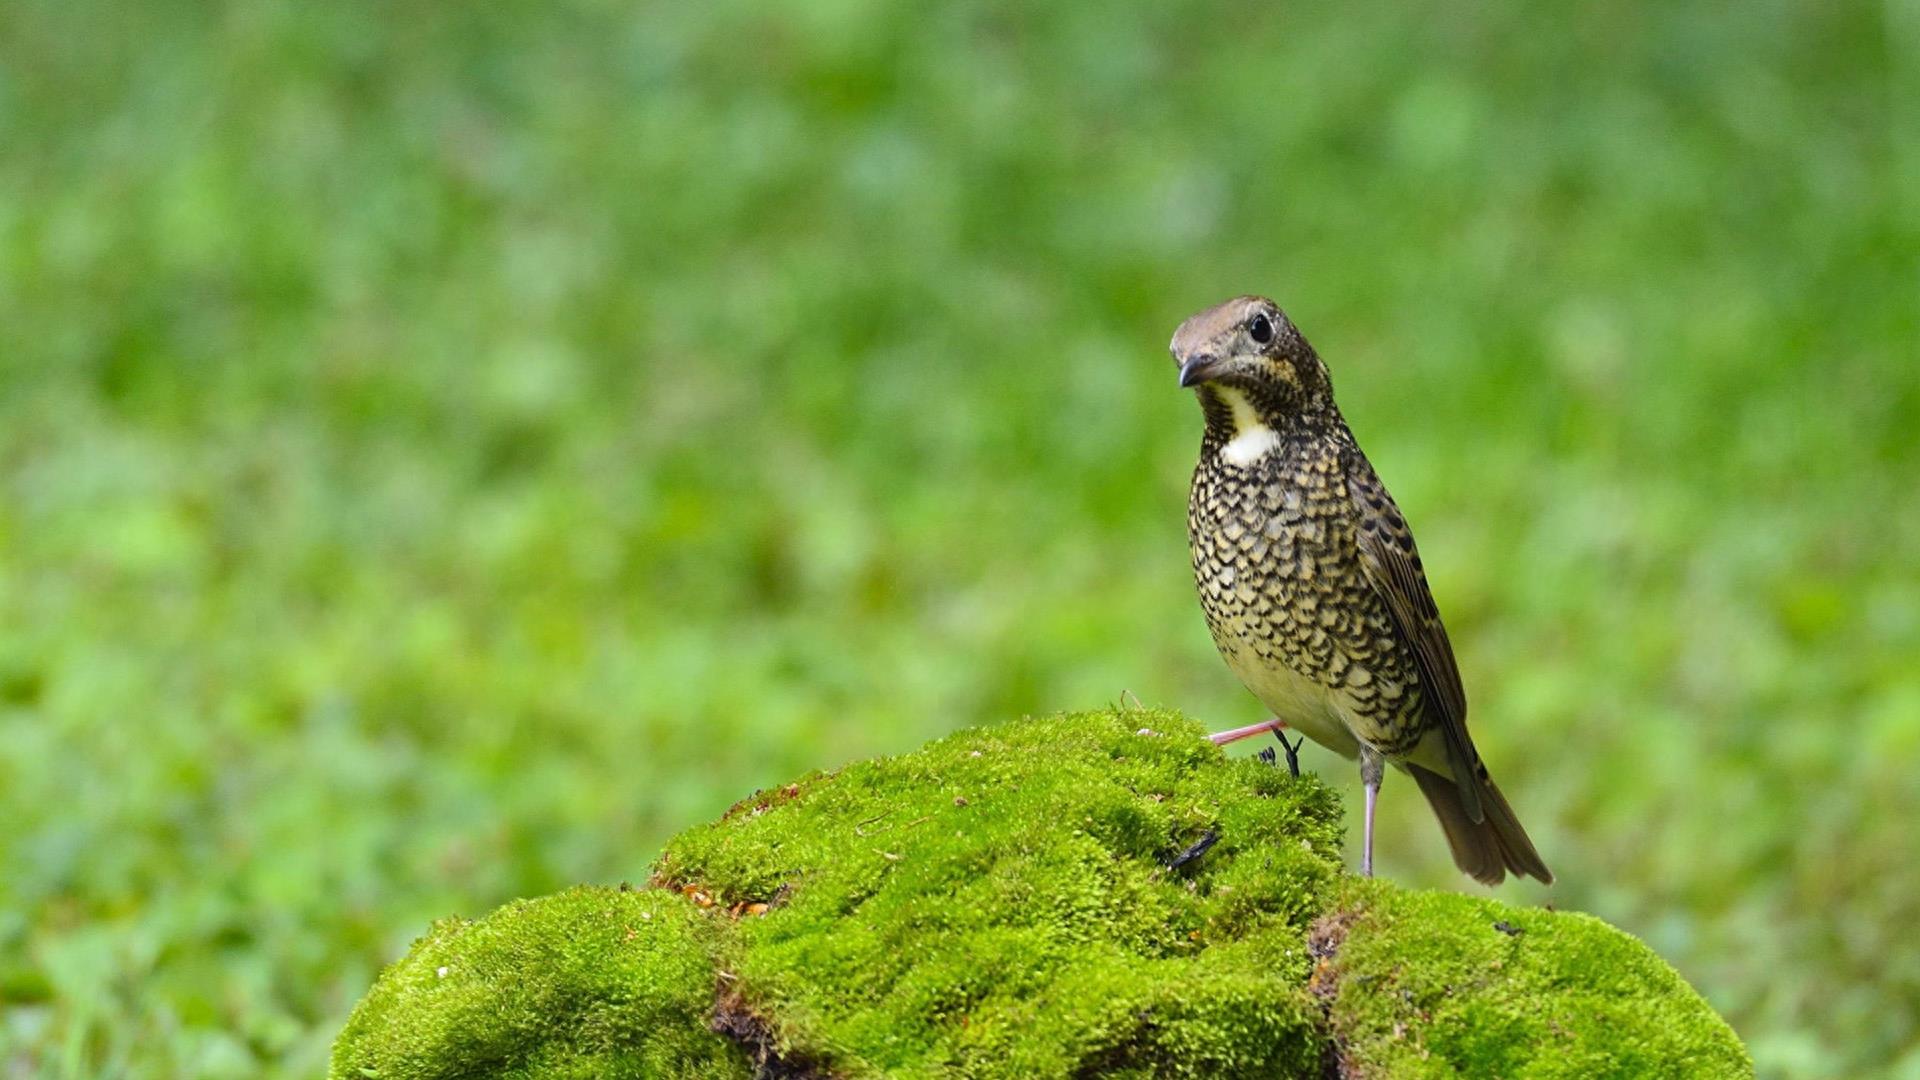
left=1215, top=387, right=1281, bottom=466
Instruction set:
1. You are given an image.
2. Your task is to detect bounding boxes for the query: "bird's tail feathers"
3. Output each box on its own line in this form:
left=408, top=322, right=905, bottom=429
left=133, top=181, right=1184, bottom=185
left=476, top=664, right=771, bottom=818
left=1408, top=763, right=1552, bottom=886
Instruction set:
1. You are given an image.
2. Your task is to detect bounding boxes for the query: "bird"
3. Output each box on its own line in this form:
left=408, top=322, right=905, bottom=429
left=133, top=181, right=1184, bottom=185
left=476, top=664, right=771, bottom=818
left=1172, top=295, right=1551, bottom=885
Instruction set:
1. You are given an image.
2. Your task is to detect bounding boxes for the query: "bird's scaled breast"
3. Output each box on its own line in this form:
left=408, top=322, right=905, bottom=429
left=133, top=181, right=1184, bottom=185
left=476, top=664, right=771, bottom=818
left=1188, top=446, right=1406, bottom=755
left=1190, top=451, right=1353, bottom=646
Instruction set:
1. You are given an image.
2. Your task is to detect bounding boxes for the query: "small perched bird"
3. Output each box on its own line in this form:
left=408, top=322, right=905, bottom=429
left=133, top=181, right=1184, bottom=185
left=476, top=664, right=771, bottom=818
left=1173, top=295, right=1551, bottom=885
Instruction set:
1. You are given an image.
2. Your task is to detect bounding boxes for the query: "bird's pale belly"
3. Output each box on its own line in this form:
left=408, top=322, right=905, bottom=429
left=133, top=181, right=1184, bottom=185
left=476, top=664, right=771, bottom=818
left=1217, top=635, right=1362, bottom=760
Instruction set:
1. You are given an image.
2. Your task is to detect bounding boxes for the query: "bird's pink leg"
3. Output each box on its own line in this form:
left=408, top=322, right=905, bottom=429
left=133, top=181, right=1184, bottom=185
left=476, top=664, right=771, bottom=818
left=1208, top=718, right=1288, bottom=746
left=1359, top=746, right=1385, bottom=878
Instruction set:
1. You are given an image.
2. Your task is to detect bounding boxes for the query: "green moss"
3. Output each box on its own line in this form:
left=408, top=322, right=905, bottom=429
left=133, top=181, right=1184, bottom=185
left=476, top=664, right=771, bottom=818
left=1319, top=884, right=1753, bottom=1078
left=656, top=708, right=1344, bottom=1077
left=332, top=710, right=1749, bottom=1078
left=328, top=885, right=748, bottom=1080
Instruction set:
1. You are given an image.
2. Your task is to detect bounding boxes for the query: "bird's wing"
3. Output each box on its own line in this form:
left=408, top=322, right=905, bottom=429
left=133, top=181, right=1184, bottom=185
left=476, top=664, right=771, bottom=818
left=1345, top=451, right=1485, bottom=822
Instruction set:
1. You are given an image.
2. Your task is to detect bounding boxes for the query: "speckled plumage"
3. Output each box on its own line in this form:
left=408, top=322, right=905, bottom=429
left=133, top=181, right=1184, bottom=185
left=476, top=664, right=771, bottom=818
left=1190, top=413, right=1425, bottom=758
left=1174, top=296, right=1551, bottom=885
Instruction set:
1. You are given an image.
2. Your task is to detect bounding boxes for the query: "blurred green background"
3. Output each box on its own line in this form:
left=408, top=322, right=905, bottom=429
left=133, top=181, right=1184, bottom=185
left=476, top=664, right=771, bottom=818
left=1, top=0, right=1915, bottom=1075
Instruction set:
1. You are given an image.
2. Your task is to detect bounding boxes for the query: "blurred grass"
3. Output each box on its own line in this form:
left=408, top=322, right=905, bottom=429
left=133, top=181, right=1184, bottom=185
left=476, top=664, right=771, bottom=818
left=0, top=0, right=1915, bottom=1076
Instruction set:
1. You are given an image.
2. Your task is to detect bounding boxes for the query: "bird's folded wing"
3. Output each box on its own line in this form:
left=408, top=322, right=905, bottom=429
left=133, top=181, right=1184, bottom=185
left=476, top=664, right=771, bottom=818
left=1345, top=452, right=1484, bottom=823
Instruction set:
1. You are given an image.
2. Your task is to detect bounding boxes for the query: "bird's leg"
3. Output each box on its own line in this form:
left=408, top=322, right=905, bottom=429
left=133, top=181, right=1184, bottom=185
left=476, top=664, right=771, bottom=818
left=1359, top=745, right=1385, bottom=878
left=1207, top=717, right=1288, bottom=747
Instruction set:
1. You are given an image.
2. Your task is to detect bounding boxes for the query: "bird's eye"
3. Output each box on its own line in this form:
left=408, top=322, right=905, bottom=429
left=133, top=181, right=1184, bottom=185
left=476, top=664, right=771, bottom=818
left=1248, top=314, right=1274, bottom=345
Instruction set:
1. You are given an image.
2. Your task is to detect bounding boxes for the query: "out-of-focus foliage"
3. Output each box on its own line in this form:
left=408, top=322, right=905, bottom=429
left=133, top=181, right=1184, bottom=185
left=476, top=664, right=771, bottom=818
left=0, top=0, right=1911, bottom=1076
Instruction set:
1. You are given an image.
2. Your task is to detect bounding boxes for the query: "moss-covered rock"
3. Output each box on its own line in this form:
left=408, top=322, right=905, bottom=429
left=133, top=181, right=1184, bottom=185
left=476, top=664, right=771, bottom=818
left=332, top=709, right=1750, bottom=1079
left=330, top=886, right=749, bottom=1079
left=1314, top=886, right=1750, bottom=1078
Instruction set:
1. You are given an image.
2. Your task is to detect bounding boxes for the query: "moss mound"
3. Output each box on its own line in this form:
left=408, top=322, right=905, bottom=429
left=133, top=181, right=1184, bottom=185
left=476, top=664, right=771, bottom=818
left=1315, top=887, right=1750, bottom=1077
left=332, top=709, right=1750, bottom=1079
left=656, top=708, right=1345, bottom=1077
left=330, top=886, right=747, bottom=1079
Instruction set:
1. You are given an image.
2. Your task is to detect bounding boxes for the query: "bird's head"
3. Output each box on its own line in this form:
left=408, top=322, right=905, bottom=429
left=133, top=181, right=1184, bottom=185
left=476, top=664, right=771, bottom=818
left=1168, top=295, right=1334, bottom=423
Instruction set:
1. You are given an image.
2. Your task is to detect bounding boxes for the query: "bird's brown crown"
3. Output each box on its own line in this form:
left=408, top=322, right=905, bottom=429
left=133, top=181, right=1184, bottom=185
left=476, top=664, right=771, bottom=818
left=1170, top=295, right=1336, bottom=436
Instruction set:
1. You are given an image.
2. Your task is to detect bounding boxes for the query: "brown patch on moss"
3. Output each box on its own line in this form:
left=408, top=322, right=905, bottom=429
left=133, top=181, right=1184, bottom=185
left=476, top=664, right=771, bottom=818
left=1308, top=906, right=1364, bottom=1080
left=710, top=984, right=840, bottom=1079
left=1307, top=906, right=1359, bottom=1001
left=718, top=770, right=836, bottom=823
left=641, top=874, right=796, bottom=918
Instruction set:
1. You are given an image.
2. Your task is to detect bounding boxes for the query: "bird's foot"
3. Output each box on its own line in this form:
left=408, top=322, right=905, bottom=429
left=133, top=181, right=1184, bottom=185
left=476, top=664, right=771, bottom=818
left=1207, top=718, right=1287, bottom=747
left=1272, top=730, right=1302, bottom=777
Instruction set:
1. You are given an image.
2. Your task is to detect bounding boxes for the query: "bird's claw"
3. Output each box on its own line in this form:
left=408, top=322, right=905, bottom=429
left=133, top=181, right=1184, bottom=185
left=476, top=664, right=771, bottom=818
left=1252, top=729, right=1302, bottom=777
left=1273, top=730, right=1302, bottom=776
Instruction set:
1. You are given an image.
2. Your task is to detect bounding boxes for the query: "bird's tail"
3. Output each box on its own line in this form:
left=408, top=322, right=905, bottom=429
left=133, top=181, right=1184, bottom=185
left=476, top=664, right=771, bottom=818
left=1408, top=763, right=1552, bottom=886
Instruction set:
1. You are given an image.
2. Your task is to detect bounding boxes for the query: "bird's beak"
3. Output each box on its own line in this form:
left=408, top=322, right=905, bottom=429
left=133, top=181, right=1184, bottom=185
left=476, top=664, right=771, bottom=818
left=1178, top=353, right=1222, bottom=388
